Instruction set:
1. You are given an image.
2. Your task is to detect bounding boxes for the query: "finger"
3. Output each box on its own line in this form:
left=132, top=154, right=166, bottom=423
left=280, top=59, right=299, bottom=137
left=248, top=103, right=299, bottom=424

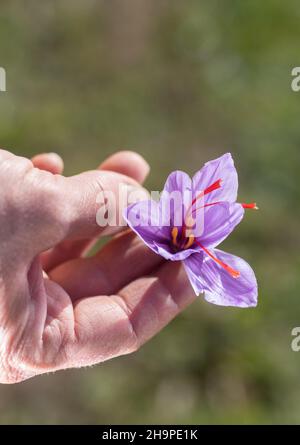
left=40, top=238, right=94, bottom=272
left=49, top=231, right=163, bottom=299
left=69, top=262, right=195, bottom=365
left=31, top=153, right=64, bottom=175
left=41, top=151, right=150, bottom=271
left=63, top=170, right=149, bottom=239
left=99, top=150, right=150, bottom=184
left=117, top=261, right=196, bottom=346
left=29, top=169, right=149, bottom=253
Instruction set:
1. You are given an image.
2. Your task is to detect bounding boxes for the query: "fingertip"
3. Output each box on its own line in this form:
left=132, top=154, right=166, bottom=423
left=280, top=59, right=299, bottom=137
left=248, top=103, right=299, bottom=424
left=32, top=152, right=64, bottom=175
left=99, top=150, right=150, bottom=184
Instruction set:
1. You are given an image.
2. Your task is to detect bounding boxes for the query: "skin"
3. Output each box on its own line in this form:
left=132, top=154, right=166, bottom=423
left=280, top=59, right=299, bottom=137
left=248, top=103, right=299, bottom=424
left=0, top=149, right=195, bottom=384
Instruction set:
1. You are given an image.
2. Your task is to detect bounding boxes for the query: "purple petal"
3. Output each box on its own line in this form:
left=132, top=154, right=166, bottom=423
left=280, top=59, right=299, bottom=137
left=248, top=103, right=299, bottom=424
left=184, top=249, right=257, bottom=307
left=195, top=202, right=244, bottom=248
left=161, top=171, right=192, bottom=228
left=124, top=200, right=199, bottom=261
left=123, top=200, right=172, bottom=259
left=163, top=170, right=192, bottom=195
left=158, top=246, right=198, bottom=261
left=192, top=153, right=238, bottom=204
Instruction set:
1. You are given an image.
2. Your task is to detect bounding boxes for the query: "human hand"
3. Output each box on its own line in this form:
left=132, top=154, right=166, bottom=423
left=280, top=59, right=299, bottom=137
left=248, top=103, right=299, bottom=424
left=0, top=149, right=195, bottom=384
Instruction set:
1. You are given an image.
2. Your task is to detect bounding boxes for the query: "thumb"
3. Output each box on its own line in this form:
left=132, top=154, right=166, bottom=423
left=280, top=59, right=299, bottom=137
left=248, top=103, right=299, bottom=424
left=59, top=170, right=149, bottom=240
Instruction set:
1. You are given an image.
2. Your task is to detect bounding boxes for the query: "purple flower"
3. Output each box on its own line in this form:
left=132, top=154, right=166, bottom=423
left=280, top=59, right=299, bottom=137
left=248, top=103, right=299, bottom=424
left=123, top=153, right=258, bottom=308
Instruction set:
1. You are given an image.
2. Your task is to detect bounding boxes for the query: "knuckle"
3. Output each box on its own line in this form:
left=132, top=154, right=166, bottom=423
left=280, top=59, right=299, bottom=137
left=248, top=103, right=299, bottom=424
left=27, top=171, right=67, bottom=247
left=0, top=163, right=67, bottom=248
left=0, top=152, right=32, bottom=171
left=27, top=172, right=64, bottom=224
left=0, top=153, right=63, bottom=222
left=0, top=155, right=32, bottom=208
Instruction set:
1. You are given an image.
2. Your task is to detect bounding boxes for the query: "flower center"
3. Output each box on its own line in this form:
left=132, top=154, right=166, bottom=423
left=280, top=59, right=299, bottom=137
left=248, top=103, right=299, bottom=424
left=171, top=227, right=195, bottom=250
left=170, top=179, right=223, bottom=252
left=170, top=177, right=242, bottom=279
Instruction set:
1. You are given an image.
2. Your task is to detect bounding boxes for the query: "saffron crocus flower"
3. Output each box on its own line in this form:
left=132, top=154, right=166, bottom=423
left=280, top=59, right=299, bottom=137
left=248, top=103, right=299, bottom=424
left=123, top=153, right=258, bottom=308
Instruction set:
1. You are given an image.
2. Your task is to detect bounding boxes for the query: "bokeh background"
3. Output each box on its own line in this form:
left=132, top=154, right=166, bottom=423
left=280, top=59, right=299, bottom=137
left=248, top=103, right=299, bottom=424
left=0, top=0, right=300, bottom=424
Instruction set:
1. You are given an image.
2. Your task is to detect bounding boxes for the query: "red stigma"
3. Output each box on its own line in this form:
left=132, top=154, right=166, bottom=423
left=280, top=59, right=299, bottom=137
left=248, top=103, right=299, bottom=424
left=191, top=179, right=222, bottom=207
left=195, top=240, right=240, bottom=279
left=203, top=179, right=222, bottom=196
left=242, top=202, right=258, bottom=210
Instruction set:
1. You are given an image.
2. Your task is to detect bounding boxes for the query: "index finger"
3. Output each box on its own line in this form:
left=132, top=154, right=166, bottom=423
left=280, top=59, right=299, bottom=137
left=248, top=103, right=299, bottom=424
left=68, top=262, right=195, bottom=365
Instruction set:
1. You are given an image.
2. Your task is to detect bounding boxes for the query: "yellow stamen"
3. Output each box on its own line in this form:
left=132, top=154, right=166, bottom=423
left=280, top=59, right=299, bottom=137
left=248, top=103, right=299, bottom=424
left=171, top=227, right=179, bottom=246
left=183, top=235, right=195, bottom=249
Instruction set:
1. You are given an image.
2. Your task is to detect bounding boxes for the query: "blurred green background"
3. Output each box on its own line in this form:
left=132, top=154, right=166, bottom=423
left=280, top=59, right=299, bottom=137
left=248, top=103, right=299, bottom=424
left=1, top=0, right=300, bottom=424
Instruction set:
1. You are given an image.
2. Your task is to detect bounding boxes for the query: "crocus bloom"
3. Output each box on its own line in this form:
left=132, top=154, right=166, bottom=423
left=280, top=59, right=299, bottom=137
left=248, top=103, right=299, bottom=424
left=124, top=153, right=258, bottom=308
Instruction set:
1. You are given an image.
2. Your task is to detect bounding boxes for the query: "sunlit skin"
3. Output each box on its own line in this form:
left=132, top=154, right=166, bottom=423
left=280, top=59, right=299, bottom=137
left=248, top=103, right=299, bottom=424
left=0, top=149, right=195, bottom=384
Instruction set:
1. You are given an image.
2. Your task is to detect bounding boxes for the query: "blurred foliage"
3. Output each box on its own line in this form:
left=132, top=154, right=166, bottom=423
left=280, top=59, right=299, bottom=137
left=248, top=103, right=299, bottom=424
left=1, top=0, right=300, bottom=424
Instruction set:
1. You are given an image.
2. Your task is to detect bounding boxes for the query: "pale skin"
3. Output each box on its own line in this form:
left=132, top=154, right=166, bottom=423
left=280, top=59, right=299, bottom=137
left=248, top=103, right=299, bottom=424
left=0, top=149, right=195, bottom=384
